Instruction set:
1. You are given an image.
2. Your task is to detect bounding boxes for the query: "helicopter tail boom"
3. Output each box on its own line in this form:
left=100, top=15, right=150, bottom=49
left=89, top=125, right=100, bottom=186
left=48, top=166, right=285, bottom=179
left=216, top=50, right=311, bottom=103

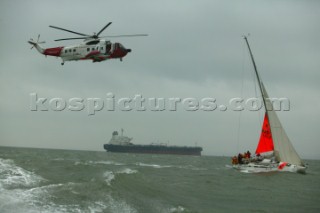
left=28, top=40, right=45, bottom=54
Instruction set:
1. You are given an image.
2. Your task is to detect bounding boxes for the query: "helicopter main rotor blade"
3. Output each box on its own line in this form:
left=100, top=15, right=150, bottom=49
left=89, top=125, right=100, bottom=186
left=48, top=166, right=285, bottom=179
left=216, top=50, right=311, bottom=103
left=49, top=25, right=89, bottom=37
left=96, top=22, right=112, bottom=37
left=54, top=37, right=90, bottom=41
left=101, top=34, right=148, bottom=38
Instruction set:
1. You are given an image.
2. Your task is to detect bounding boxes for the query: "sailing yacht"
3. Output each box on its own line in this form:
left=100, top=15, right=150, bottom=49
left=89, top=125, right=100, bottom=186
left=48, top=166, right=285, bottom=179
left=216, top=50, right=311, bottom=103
left=233, top=36, right=307, bottom=174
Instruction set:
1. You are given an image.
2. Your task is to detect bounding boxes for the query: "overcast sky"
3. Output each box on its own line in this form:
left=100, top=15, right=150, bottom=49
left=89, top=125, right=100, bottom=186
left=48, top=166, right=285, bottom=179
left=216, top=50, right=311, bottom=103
left=0, top=0, right=319, bottom=159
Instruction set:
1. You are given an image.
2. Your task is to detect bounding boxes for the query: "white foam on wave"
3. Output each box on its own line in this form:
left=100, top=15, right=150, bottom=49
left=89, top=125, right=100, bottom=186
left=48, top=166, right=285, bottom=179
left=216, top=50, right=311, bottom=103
left=88, top=197, right=138, bottom=213
left=2, top=194, right=138, bottom=213
left=117, top=168, right=138, bottom=175
left=170, top=205, right=186, bottom=213
left=27, top=182, right=77, bottom=194
left=52, top=158, right=65, bottom=161
left=1, top=174, right=137, bottom=213
left=178, top=165, right=207, bottom=171
left=103, top=171, right=115, bottom=186
left=0, top=158, right=137, bottom=213
left=0, top=158, right=44, bottom=189
left=136, top=162, right=206, bottom=171
left=225, top=164, right=233, bottom=169
left=95, top=160, right=125, bottom=166
left=75, top=160, right=125, bottom=166
left=0, top=158, right=47, bottom=212
left=135, top=162, right=172, bottom=169
left=0, top=158, right=79, bottom=213
left=103, top=168, right=138, bottom=186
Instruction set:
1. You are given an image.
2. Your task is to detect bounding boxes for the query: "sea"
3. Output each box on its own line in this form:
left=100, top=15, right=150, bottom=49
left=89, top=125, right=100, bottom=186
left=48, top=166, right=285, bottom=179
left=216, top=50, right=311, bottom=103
left=0, top=146, right=319, bottom=213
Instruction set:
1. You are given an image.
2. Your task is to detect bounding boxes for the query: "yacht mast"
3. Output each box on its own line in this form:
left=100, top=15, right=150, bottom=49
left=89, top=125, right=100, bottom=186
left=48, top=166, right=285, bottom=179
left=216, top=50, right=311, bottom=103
left=243, top=36, right=269, bottom=117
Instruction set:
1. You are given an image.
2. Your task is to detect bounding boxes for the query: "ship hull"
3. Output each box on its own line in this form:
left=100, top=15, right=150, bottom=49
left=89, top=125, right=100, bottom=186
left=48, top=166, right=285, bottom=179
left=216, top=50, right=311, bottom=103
left=104, top=144, right=202, bottom=156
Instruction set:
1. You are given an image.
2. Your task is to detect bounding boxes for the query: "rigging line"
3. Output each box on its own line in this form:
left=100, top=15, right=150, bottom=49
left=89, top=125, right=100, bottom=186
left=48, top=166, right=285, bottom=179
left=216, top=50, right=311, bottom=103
left=236, top=39, right=246, bottom=153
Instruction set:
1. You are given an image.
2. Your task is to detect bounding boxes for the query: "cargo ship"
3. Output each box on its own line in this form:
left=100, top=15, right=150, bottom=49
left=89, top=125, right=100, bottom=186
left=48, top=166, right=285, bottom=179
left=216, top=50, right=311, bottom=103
left=103, top=129, right=202, bottom=156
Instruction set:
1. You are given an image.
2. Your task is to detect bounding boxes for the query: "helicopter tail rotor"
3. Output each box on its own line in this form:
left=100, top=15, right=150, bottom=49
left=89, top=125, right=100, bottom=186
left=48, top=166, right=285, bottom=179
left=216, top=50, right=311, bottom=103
left=28, top=34, right=45, bottom=54
left=28, top=34, right=46, bottom=49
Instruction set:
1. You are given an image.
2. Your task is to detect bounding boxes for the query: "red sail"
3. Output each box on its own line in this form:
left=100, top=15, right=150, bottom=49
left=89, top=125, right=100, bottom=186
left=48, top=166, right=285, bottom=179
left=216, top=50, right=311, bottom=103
left=255, top=113, right=274, bottom=154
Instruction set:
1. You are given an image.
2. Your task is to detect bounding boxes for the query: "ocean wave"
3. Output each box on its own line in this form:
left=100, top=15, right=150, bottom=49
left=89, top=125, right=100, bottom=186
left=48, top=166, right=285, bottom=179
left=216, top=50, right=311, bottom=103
left=103, top=171, right=115, bottom=186
left=0, top=159, right=82, bottom=213
left=135, top=162, right=173, bottom=169
left=26, top=182, right=78, bottom=194
left=88, top=196, right=138, bottom=213
left=1, top=190, right=137, bottom=213
left=51, top=158, right=65, bottom=161
left=170, top=205, right=186, bottom=213
left=0, top=158, right=47, bottom=213
left=75, top=160, right=125, bottom=166
left=178, top=165, right=207, bottom=171
left=0, top=158, right=44, bottom=190
left=225, top=164, right=233, bottom=169
left=0, top=172, right=138, bottom=213
left=43, top=196, right=138, bottom=213
left=103, top=168, right=138, bottom=186
left=117, top=168, right=138, bottom=175
left=135, top=162, right=206, bottom=171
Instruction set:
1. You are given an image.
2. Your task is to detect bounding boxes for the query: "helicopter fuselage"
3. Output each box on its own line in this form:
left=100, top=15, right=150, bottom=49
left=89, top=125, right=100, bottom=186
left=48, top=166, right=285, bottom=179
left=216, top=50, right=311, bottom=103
left=31, top=39, right=131, bottom=65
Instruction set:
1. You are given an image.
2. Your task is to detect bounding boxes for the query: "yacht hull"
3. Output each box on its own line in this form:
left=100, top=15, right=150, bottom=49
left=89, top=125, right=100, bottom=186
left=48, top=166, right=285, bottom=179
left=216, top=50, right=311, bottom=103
left=233, top=162, right=307, bottom=174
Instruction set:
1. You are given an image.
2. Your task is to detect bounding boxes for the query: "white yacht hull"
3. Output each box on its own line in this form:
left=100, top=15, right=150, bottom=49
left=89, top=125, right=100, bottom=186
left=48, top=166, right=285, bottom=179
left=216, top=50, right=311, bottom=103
left=233, top=162, right=306, bottom=174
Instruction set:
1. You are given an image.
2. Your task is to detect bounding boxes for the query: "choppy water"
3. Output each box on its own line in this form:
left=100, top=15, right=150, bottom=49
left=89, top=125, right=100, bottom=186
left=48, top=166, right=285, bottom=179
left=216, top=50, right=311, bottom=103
left=0, top=146, right=319, bottom=213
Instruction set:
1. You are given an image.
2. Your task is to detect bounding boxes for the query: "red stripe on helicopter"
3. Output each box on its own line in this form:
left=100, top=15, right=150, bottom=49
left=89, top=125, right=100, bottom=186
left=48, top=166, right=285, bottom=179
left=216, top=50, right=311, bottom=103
left=43, top=47, right=64, bottom=56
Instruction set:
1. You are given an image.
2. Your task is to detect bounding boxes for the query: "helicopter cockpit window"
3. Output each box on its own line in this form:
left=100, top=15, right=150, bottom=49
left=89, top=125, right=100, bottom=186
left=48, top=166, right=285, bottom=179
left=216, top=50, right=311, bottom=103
left=85, top=40, right=100, bottom=45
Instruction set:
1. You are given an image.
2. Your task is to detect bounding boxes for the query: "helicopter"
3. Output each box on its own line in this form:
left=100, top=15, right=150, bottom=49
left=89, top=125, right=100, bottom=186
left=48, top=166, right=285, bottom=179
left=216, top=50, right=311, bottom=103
left=28, top=22, right=147, bottom=65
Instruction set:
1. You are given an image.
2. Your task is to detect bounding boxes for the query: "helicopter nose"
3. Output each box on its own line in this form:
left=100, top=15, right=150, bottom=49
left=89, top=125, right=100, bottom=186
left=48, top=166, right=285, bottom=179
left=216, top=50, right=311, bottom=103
left=126, top=49, right=132, bottom=53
